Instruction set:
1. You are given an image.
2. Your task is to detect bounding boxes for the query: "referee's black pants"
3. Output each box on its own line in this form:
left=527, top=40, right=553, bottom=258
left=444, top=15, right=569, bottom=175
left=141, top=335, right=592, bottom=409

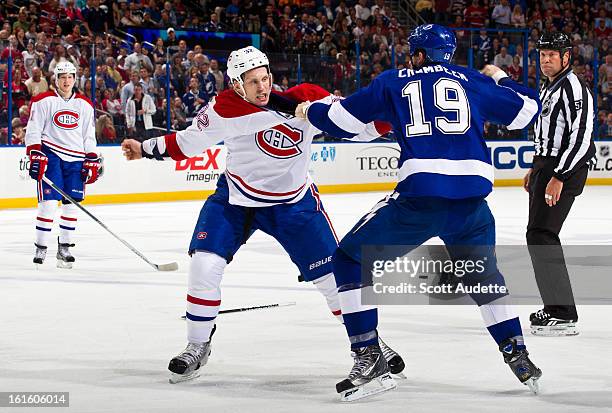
left=526, top=156, right=588, bottom=320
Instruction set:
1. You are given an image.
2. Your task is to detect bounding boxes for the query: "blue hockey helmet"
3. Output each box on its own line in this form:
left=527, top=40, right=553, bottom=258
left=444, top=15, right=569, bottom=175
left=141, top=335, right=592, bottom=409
left=408, top=24, right=457, bottom=64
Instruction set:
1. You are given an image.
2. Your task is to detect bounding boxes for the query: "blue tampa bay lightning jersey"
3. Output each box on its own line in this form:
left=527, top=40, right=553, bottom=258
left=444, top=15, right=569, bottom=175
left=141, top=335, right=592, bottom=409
left=307, top=63, right=541, bottom=199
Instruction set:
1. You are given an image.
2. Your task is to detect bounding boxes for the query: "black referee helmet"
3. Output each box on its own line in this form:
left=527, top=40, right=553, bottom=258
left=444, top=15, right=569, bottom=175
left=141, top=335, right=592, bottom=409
left=536, top=32, right=572, bottom=73
left=536, top=32, right=572, bottom=56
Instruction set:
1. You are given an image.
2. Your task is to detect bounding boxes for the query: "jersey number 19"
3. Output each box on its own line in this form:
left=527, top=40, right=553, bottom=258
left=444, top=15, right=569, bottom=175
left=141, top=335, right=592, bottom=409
left=402, top=78, right=471, bottom=137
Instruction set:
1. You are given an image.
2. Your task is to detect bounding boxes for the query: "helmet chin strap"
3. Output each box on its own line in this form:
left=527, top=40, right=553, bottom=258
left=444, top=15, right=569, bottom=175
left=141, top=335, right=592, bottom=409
left=232, top=75, right=272, bottom=106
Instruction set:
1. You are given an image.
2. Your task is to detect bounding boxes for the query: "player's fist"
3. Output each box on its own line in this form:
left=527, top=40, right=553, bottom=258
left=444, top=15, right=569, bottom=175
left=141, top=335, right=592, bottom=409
left=481, top=64, right=503, bottom=78
left=81, top=153, right=101, bottom=184
left=121, top=139, right=142, bottom=161
left=295, top=101, right=311, bottom=120
left=28, top=148, right=48, bottom=181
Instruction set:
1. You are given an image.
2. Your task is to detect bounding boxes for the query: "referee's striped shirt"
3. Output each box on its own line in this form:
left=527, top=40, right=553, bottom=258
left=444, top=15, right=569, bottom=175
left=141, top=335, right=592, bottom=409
left=533, top=67, right=596, bottom=180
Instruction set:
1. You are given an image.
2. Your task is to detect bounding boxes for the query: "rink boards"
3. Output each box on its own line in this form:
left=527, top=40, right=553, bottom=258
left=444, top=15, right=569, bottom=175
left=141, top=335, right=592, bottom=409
left=2, top=141, right=611, bottom=209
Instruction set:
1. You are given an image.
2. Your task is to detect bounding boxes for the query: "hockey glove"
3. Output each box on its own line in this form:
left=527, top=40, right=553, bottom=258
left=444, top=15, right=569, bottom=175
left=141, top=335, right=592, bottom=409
left=28, top=148, right=48, bottom=181
left=81, top=153, right=102, bottom=184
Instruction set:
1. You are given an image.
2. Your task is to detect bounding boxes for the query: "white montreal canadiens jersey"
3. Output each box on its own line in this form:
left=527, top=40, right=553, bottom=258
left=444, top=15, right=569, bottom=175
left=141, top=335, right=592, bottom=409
left=25, top=90, right=97, bottom=161
left=148, top=84, right=389, bottom=207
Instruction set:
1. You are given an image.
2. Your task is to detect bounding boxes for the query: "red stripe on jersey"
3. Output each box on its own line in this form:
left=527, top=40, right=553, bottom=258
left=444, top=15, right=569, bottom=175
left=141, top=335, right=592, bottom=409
left=37, top=216, right=53, bottom=223
left=42, top=139, right=86, bottom=155
left=213, top=90, right=266, bottom=118
left=275, top=83, right=330, bottom=103
left=75, top=93, right=94, bottom=108
left=31, top=90, right=58, bottom=103
left=187, top=295, right=221, bottom=306
left=164, top=133, right=188, bottom=161
left=332, top=309, right=342, bottom=316
left=60, top=216, right=77, bottom=221
left=226, top=170, right=307, bottom=196
left=310, top=184, right=339, bottom=244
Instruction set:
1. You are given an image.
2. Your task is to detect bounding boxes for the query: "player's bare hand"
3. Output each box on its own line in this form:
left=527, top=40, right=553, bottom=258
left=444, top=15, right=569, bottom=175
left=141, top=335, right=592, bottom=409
left=523, top=168, right=532, bottom=192
left=295, top=101, right=311, bottom=120
left=545, top=176, right=563, bottom=207
left=121, top=139, right=142, bottom=161
left=481, top=64, right=503, bottom=78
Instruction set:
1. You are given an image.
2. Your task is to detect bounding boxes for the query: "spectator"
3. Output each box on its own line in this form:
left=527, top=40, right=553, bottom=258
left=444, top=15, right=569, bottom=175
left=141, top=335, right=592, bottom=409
left=83, top=0, right=109, bottom=35
left=96, top=114, right=117, bottom=143
left=140, top=67, right=156, bottom=97
left=511, top=5, right=526, bottom=28
left=209, top=59, right=224, bottom=93
left=24, top=67, right=49, bottom=97
left=416, top=0, right=434, bottom=22
left=124, top=43, right=154, bottom=74
left=598, top=113, right=612, bottom=138
left=507, top=55, right=523, bottom=81
left=120, top=71, right=141, bottom=113
left=204, top=13, right=222, bottom=32
left=319, top=33, right=337, bottom=57
left=493, top=47, right=513, bottom=69
left=355, top=0, right=371, bottom=22
left=162, top=1, right=178, bottom=27
left=195, top=58, right=217, bottom=102
left=474, top=28, right=492, bottom=67
left=11, top=118, right=26, bottom=145
left=464, top=0, right=487, bottom=28
left=3, top=68, right=28, bottom=110
left=182, top=77, right=207, bottom=122
left=13, top=7, right=31, bottom=33
left=450, top=0, right=466, bottom=19
left=434, top=0, right=451, bottom=25
left=22, top=41, right=38, bottom=76
left=491, top=0, right=511, bottom=28
left=101, top=88, right=121, bottom=115
left=595, top=18, right=611, bottom=41
left=126, top=83, right=156, bottom=140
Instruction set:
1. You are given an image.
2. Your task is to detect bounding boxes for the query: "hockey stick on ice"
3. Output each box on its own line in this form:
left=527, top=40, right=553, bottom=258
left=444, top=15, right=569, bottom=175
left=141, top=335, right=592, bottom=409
left=42, top=175, right=179, bottom=272
left=180, top=301, right=296, bottom=319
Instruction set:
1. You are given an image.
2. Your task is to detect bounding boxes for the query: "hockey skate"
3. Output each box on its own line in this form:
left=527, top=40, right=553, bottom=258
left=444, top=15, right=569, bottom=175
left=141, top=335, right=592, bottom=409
left=168, top=325, right=215, bottom=384
left=499, top=339, right=542, bottom=394
left=56, top=238, right=75, bottom=269
left=33, top=244, right=47, bottom=267
left=530, top=309, right=578, bottom=336
left=336, top=343, right=397, bottom=402
left=378, top=336, right=406, bottom=378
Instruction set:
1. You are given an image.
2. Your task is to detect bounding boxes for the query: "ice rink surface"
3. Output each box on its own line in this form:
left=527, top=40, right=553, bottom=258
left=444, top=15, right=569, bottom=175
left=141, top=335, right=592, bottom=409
left=1, top=186, right=611, bottom=413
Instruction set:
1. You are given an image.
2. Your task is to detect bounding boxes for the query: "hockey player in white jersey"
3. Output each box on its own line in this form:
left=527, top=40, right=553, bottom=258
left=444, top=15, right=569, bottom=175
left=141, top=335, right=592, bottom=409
left=121, top=46, right=404, bottom=386
left=25, top=61, right=102, bottom=268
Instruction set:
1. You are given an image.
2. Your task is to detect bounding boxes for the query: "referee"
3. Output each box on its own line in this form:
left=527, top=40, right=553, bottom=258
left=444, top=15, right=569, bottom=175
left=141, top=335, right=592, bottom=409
left=525, top=32, right=595, bottom=336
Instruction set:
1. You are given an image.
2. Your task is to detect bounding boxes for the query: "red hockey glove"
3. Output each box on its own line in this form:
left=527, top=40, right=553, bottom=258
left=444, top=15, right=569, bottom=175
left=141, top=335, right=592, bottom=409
left=81, top=153, right=102, bottom=184
left=27, top=145, right=48, bottom=181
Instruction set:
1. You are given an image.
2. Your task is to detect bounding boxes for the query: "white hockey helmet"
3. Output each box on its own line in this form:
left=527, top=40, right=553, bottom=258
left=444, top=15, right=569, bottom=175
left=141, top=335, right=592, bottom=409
left=54, top=60, right=77, bottom=89
left=54, top=60, right=77, bottom=78
left=226, top=46, right=270, bottom=86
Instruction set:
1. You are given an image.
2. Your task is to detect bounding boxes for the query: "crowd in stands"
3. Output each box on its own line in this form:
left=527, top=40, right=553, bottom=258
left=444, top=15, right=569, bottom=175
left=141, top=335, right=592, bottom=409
left=0, top=0, right=610, bottom=145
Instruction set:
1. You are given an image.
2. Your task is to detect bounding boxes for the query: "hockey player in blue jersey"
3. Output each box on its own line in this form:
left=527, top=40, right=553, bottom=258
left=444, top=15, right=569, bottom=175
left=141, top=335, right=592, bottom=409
left=296, top=24, right=543, bottom=401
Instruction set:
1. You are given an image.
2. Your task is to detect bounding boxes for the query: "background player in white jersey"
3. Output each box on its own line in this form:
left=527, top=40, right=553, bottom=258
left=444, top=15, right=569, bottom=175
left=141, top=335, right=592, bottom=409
left=121, top=46, right=404, bottom=385
left=25, top=61, right=101, bottom=268
left=297, top=24, right=543, bottom=401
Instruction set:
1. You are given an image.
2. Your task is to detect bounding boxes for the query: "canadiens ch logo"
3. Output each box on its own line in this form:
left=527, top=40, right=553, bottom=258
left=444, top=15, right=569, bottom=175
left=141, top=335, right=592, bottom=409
left=255, top=124, right=303, bottom=159
left=53, top=110, right=80, bottom=130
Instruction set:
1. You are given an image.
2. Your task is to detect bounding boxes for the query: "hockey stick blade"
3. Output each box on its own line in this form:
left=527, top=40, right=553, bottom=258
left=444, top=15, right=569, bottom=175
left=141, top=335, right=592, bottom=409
left=156, top=262, right=179, bottom=272
left=42, top=175, right=178, bottom=272
left=180, top=302, right=296, bottom=319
